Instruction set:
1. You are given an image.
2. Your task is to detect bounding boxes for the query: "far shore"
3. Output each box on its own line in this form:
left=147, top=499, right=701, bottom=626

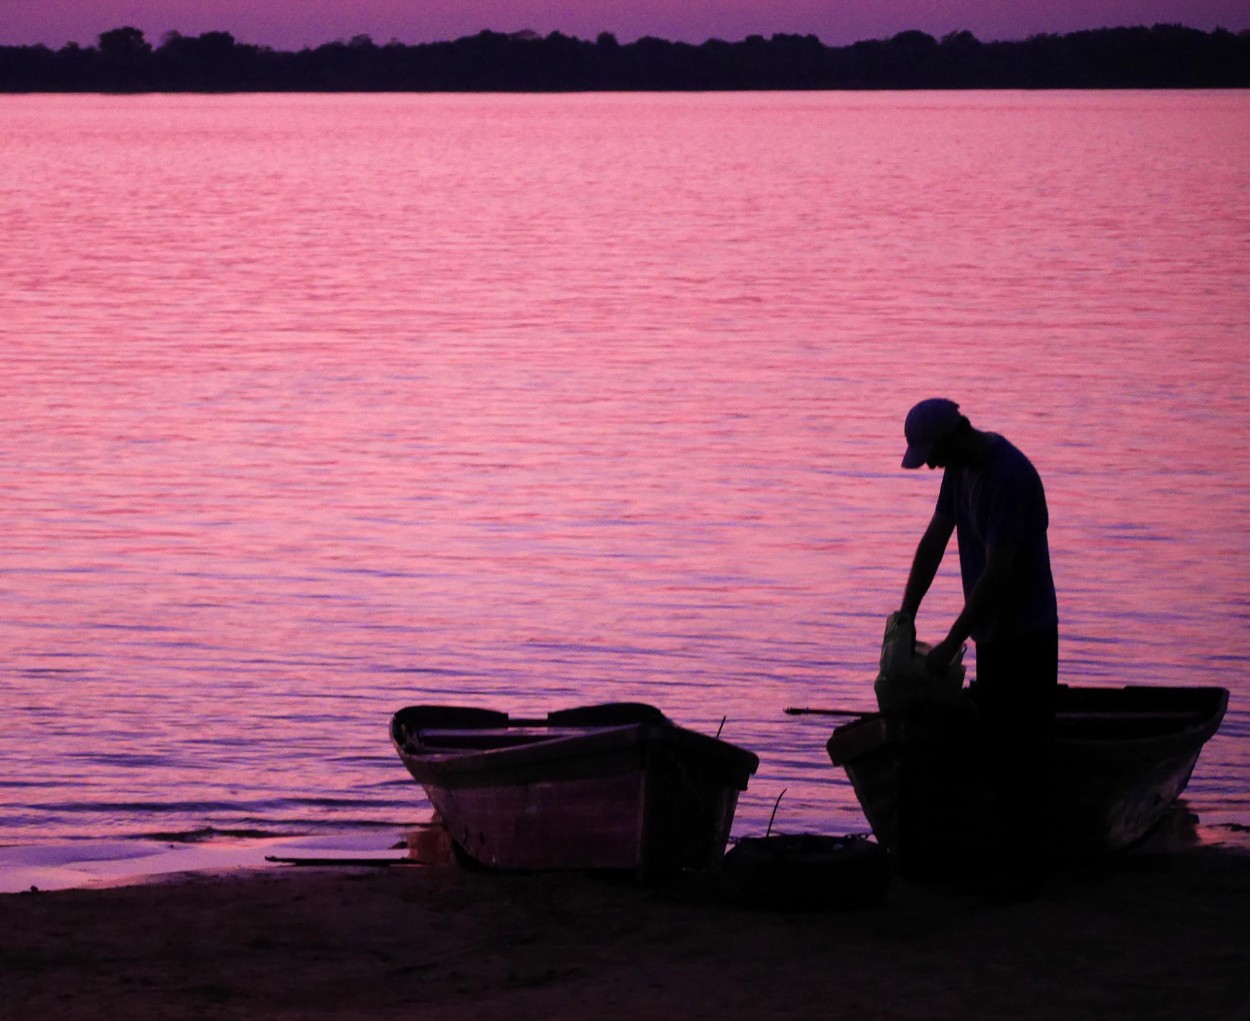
left=4, top=842, right=1248, bottom=1020
left=3, top=24, right=1248, bottom=93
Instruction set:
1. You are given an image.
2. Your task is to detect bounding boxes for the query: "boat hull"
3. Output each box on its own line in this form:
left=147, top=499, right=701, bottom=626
left=826, top=685, right=1228, bottom=875
left=391, top=703, right=759, bottom=874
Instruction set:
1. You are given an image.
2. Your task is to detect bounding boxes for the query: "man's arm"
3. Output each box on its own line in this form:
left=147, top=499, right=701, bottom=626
left=901, top=511, right=956, bottom=620
left=926, top=538, right=1017, bottom=671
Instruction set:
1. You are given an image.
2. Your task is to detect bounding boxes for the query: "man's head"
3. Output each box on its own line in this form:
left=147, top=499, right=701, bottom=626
left=901, top=398, right=965, bottom=469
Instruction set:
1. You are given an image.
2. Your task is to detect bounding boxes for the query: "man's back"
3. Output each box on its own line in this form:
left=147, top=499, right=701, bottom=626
left=937, top=433, right=1057, bottom=643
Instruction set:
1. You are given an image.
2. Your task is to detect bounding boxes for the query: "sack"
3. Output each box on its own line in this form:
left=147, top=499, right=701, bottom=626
left=873, top=611, right=966, bottom=713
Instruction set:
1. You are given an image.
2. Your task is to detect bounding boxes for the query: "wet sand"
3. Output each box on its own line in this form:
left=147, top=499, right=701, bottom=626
left=3, top=845, right=1248, bottom=1021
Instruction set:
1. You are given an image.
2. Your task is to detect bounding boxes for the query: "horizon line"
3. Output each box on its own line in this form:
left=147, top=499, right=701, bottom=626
left=4, top=21, right=1248, bottom=54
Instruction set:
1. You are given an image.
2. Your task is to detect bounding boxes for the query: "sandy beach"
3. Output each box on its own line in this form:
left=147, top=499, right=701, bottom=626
left=3, top=842, right=1248, bottom=1021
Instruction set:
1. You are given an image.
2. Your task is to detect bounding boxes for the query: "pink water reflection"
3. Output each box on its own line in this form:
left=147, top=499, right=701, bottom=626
left=0, top=91, right=1246, bottom=843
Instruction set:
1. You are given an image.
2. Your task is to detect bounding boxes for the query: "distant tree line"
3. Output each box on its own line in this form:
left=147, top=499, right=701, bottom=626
left=1, top=24, right=1247, bottom=92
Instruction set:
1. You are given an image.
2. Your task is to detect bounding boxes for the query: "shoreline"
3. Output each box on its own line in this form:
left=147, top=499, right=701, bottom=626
left=3, top=811, right=1248, bottom=896
left=0, top=831, right=410, bottom=895
left=5, top=802, right=1246, bottom=895
left=4, top=842, right=1249, bottom=1020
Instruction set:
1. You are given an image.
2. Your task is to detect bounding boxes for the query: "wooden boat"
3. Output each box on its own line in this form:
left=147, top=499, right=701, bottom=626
left=390, top=702, right=760, bottom=875
left=825, top=684, right=1228, bottom=876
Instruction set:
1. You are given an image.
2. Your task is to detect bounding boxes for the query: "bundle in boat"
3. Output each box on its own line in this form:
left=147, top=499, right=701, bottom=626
left=390, top=702, right=759, bottom=876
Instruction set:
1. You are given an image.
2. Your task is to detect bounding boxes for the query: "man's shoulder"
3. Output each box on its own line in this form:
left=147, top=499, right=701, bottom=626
left=985, top=433, right=1041, bottom=481
left=983, top=434, right=1049, bottom=531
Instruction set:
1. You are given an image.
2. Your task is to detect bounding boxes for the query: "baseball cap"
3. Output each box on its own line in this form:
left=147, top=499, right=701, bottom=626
left=901, top=398, right=961, bottom=469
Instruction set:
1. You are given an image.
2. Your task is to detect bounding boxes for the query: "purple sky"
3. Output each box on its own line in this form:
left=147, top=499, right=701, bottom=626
left=3, top=0, right=1248, bottom=49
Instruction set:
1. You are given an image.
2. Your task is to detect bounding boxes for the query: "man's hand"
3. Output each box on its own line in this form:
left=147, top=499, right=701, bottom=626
left=926, top=636, right=961, bottom=675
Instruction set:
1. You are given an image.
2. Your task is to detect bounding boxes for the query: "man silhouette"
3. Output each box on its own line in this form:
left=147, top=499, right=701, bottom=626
left=898, top=398, right=1059, bottom=896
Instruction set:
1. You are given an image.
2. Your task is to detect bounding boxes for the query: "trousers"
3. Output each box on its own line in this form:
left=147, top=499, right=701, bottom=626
left=970, top=626, right=1059, bottom=882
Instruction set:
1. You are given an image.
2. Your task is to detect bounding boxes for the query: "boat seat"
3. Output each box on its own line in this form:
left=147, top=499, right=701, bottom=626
left=546, top=702, right=666, bottom=727
left=392, top=706, right=510, bottom=734
left=1055, top=710, right=1209, bottom=740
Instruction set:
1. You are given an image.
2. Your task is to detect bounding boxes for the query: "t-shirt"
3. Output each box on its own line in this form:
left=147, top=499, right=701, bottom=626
left=936, top=433, right=1058, bottom=643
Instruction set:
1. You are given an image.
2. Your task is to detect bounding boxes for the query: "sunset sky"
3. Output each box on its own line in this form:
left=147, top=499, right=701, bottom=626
left=3, top=0, right=1249, bottom=49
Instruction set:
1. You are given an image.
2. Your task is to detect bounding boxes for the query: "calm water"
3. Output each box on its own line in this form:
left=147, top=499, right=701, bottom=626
left=1, top=91, right=1247, bottom=853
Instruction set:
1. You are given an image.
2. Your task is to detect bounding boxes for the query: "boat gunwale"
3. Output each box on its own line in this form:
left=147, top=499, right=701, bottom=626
left=392, top=711, right=760, bottom=787
left=827, top=684, right=1229, bottom=766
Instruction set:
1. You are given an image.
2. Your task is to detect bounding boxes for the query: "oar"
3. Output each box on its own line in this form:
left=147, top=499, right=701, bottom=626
left=783, top=706, right=873, bottom=718
left=264, top=855, right=413, bottom=867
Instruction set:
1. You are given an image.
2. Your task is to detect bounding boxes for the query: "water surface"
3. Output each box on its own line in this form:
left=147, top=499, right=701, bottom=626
left=1, top=91, right=1247, bottom=855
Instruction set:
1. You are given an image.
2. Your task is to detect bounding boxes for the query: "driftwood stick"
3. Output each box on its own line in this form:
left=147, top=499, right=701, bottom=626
left=783, top=706, right=873, bottom=717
